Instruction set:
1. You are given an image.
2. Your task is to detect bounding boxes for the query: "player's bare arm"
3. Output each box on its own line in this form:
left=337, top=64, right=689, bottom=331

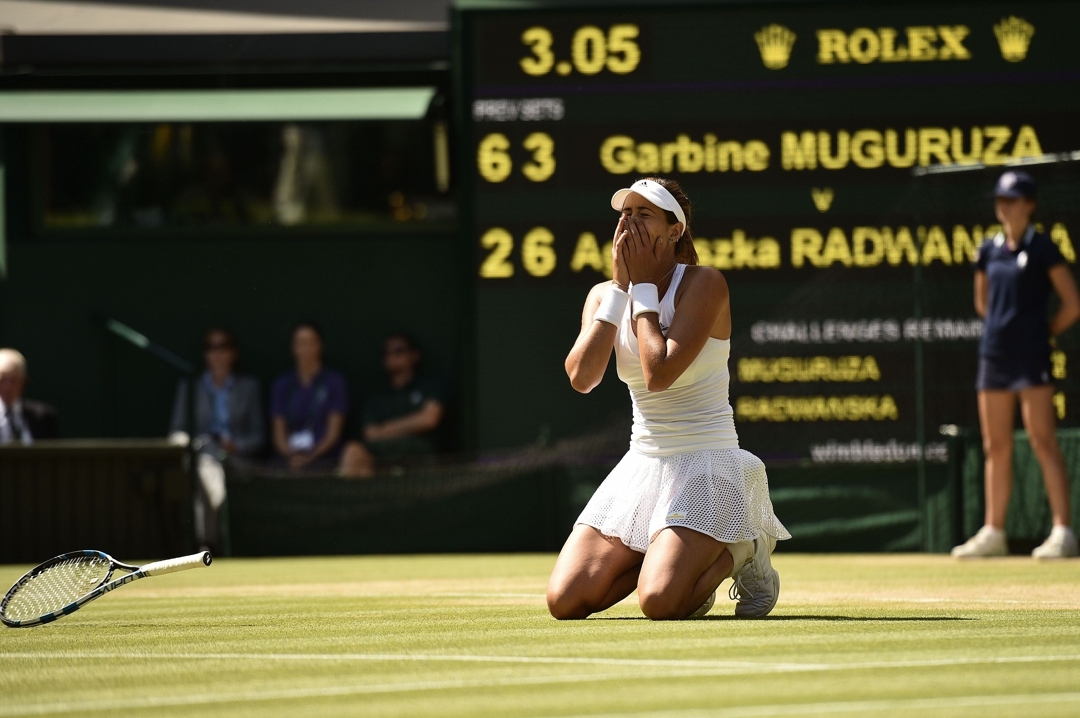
left=974, top=269, right=988, bottom=318
left=565, top=216, right=632, bottom=393
left=622, top=215, right=728, bottom=392
left=1049, top=264, right=1080, bottom=335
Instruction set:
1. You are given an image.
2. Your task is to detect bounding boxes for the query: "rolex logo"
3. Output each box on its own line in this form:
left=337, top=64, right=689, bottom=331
left=994, top=16, right=1034, bottom=62
left=755, top=24, right=796, bottom=69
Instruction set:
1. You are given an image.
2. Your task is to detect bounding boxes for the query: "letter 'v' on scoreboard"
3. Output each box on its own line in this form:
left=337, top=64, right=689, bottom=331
left=453, top=0, right=1080, bottom=458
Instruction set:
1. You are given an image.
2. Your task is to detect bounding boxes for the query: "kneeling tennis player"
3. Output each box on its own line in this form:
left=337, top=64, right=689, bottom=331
left=547, top=178, right=790, bottom=620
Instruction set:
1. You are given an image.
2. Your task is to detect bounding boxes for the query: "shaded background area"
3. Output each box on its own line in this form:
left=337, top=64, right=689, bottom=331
left=0, top=230, right=464, bottom=440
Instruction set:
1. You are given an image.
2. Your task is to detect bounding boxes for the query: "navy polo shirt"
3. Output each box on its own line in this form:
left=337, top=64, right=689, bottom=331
left=361, top=374, right=445, bottom=459
left=975, top=226, right=1065, bottom=360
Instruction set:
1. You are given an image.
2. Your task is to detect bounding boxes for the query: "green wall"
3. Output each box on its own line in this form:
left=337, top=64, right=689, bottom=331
left=0, top=231, right=465, bottom=442
left=476, top=285, right=630, bottom=450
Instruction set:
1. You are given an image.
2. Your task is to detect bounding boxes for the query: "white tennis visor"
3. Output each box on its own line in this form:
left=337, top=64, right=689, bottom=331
left=610, top=179, right=686, bottom=230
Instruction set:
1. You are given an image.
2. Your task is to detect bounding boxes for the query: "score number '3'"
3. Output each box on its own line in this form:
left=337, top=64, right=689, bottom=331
left=478, top=132, right=555, bottom=183
left=520, top=25, right=640, bottom=76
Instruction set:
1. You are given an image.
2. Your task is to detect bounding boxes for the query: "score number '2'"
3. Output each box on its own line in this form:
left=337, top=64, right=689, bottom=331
left=477, top=132, right=555, bottom=183
left=480, top=227, right=556, bottom=278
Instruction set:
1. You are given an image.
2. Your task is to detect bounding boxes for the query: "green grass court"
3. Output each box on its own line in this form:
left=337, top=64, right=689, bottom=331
left=2, top=554, right=1078, bottom=717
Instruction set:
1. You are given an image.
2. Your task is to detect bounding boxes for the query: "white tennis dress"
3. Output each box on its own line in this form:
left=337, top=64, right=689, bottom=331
left=577, top=264, right=790, bottom=552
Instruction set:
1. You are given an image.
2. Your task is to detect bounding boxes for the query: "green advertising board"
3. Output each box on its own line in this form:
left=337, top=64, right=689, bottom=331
left=455, top=1, right=1080, bottom=470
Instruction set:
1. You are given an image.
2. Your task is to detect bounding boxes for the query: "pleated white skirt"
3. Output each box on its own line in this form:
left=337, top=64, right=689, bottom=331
left=577, top=448, right=791, bottom=553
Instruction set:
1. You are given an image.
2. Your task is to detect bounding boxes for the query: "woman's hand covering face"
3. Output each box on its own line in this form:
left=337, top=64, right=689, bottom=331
left=612, top=215, right=631, bottom=287
left=622, top=215, right=667, bottom=284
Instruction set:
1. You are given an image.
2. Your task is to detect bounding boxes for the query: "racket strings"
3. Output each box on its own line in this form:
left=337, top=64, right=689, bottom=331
left=2, top=556, right=112, bottom=621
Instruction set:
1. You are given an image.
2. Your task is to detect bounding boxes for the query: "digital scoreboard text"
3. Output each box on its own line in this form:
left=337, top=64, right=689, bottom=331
left=458, top=1, right=1080, bottom=458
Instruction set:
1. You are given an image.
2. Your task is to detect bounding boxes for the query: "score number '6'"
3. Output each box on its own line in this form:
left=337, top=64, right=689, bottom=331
left=477, top=132, right=555, bottom=183
left=480, top=227, right=556, bottom=278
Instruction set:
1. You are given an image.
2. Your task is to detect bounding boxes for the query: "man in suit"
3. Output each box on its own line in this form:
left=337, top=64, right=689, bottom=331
left=0, top=348, right=58, bottom=444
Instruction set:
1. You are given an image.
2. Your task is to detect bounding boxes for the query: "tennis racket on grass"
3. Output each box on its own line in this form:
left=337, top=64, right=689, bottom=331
left=1, top=550, right=212, bottom=628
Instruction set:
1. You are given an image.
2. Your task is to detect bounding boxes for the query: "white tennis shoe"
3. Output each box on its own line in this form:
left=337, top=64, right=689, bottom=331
left=951, top=525, right=1008, bottom=558
left=1031, top=526, right=1079, bottom=559
left=729, top=534, right=779, bottom=618
left=689, top=591, right=716, bottom=618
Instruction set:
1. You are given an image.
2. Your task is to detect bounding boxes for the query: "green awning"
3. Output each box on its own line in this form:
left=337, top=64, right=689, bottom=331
left=0, top=87, right=436, bottom=122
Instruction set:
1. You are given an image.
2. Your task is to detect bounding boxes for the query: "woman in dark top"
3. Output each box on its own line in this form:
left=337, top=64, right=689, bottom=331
left=952, top=171, right=1080, bottom=559
left=270, top=322, right=349, bottom=472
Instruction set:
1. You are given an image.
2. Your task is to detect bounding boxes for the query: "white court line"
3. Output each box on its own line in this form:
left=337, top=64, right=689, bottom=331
left=432, top=592, right=546, bottom=598
left=0, top=671, right=703, bottom=716
left=0, top=652, right=810, bottom=671
left=3, top=674, right=1079, bottom=717
left=552, top=691, right=1080, bottom=718
left=778, top=596, right=1080, bottom=607
left=865, top=597, right=1080, bottom=606
left=2, top=651, right=1079, bottom=673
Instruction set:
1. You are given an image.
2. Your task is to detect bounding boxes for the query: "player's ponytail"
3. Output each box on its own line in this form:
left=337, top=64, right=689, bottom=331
left=640, top=176, right=698, bottom=265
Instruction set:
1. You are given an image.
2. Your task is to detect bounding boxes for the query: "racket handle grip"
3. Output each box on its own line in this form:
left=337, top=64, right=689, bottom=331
left=140, top=551, right=213, bottom=576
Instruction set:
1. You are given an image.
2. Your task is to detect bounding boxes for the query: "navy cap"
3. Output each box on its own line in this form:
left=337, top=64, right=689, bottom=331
left=994, top=170, right=1037, bottom=199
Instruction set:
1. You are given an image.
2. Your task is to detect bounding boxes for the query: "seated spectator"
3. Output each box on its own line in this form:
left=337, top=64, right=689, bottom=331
left=169, top=328, right=264, bottom=554
left=271, top=322, right=348, bottom=472
left=169, top=327, right=265, bottom=459
left=0, top=348, right=58, bottom=444
left=340, top=334, right=445, bottom=478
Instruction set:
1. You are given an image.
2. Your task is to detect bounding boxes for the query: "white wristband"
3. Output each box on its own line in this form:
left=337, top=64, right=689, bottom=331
left=594, top=285, right=630, bottom=326
left=631, top=283, right=660, bottom=320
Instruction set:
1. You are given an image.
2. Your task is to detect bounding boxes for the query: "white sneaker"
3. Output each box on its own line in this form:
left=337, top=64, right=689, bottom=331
left=688, top=591, right=715, bottom=618
left=729, top=534, right=779, bottom=618
left=951, top=526, right=1008, bottom=558
left=1032, top=526, right=1079, bottom=560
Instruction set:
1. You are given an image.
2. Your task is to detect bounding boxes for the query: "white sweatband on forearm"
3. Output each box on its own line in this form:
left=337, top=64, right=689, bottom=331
left=631, top=283, right=660, bottom=320
left=594, top=285, right=629, bottom=326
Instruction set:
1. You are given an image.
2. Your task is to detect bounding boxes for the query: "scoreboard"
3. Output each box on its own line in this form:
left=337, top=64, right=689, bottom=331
left=455, top=0, right=1080, bottom=462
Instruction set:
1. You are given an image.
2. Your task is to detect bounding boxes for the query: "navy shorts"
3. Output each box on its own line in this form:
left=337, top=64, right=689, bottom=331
left=976, top=353, right=1052, bottom=391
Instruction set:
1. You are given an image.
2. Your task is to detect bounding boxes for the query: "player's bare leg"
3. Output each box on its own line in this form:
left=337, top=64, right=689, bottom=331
left=637, top=527, right=733, bottom=620
left=1019, top=386, right=1071, bottom=526
left=547, top=525, right=643, bottom=620
left=979, top=390, right=1017, bottom=529
left=1020, top=386, right=1079, bottom=557
left=953, top=390, right=1016, bottom=557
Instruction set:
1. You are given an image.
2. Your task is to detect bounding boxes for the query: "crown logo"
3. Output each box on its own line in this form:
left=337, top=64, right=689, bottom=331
left=811, top=188, right=834, bottom=213
left=994, top=16, right=1034, bottom=62
left=755, top=24, right=796, bottom=69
